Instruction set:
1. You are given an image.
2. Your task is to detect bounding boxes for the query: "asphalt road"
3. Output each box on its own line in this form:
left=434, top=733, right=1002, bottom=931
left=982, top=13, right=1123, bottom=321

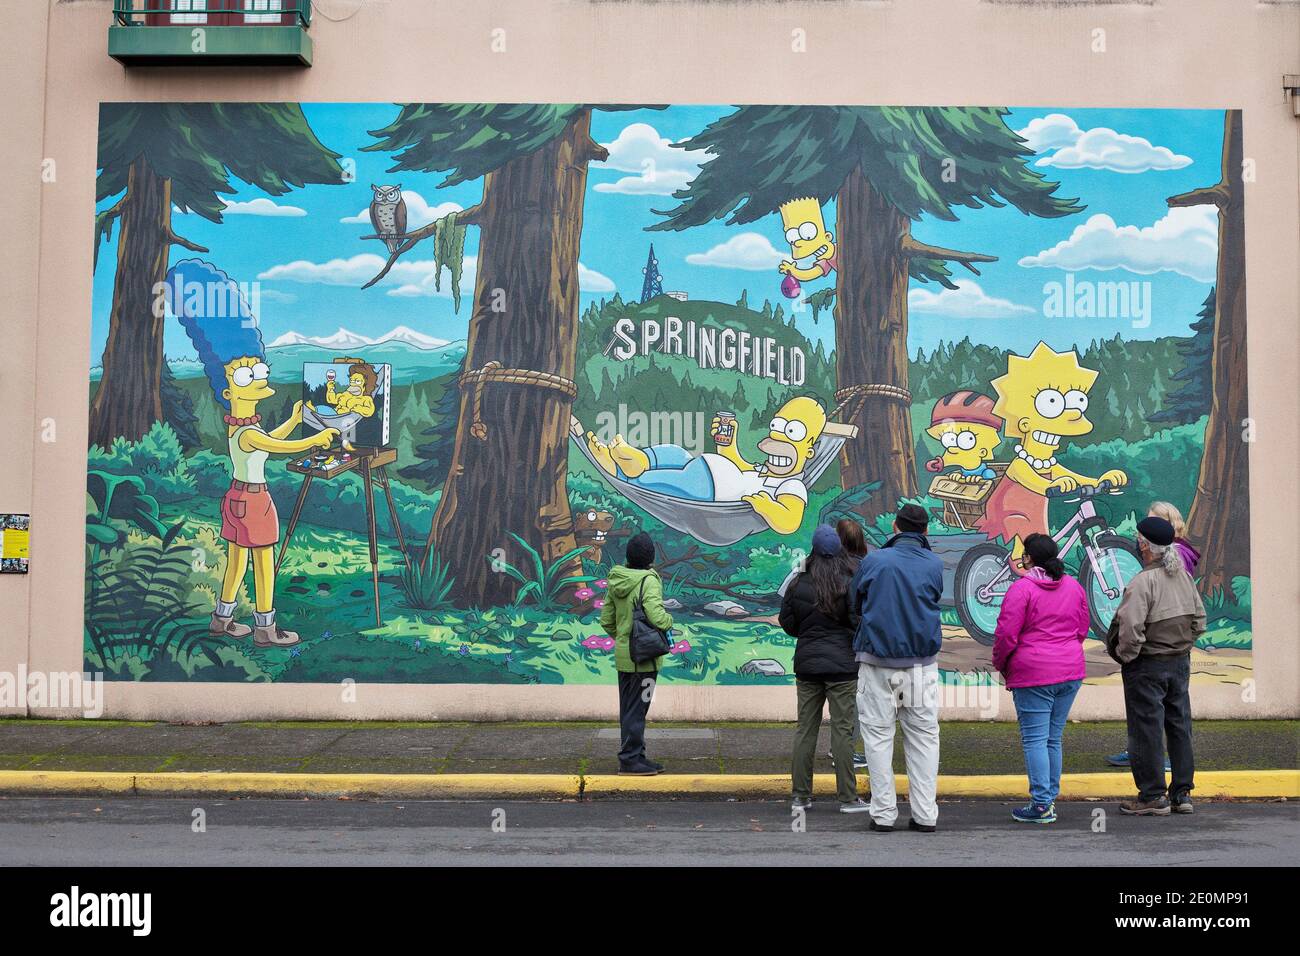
left=0, top=796, right=1294, bottom=865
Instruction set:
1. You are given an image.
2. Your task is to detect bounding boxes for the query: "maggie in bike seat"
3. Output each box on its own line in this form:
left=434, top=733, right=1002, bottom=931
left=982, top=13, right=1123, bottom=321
left=978, top=342, right=1129, bottom=562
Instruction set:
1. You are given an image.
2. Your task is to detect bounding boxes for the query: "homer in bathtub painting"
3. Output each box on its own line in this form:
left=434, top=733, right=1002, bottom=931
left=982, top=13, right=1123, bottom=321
left=301, top=360, right=392, bottom=448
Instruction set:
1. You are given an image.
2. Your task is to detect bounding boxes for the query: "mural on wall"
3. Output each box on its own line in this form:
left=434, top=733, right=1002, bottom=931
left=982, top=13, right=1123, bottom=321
left=86, top=103, right=1252, bottom=691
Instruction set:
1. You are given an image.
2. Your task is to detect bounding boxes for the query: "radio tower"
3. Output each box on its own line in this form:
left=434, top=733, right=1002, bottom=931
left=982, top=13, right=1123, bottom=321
left=639, top=244, right=664, bottom=303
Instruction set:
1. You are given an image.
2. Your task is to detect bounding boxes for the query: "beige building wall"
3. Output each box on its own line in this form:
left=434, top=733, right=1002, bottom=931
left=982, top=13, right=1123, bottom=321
left=2, top=0, right=1297, bottom=720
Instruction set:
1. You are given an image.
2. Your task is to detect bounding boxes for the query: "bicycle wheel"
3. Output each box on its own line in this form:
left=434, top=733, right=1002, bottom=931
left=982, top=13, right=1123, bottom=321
left=1078, top=533, right=1142, bottom=636
left=954, top=542, right=1014, bottom=646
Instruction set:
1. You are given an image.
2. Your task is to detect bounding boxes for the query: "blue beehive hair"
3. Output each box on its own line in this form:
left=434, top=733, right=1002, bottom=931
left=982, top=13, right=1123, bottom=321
left=169, top=259, right=265, bottom=410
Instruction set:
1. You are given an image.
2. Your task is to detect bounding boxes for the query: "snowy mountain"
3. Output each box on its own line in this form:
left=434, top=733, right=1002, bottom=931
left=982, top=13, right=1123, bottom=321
left=372, top=325, right=450, bottom=349
left=268, top=326, right=450, bottom=350
left=268, top=327, right=372, bottom=349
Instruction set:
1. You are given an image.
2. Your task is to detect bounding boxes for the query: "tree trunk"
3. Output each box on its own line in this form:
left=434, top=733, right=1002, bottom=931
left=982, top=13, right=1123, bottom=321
left=834, top=164, right=918, bottom=521
left=88, top=156, right=171, bottom=449
left=428, top=110, right=602, bottom=606
left=1180, top=110, right=1251, bottom=595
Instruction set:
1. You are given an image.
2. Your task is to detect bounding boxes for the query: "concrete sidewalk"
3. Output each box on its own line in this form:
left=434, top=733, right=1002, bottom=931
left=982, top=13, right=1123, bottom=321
left=0, top=719, right=1295, bottom=799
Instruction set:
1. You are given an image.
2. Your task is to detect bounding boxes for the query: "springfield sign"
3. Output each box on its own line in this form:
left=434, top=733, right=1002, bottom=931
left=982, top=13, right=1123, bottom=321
left=607, top=316, right=807, bottom=386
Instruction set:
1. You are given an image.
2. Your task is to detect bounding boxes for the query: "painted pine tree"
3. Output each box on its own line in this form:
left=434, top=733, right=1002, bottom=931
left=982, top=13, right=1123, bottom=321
left=1167, top=111, right=1251, bottom=593
left=1148, top=288, right=1215, bottom=426
left=364, top=104, right=654, bottom=605
left=651, top=106, right=1082, bottom=521
left=91, top=104, right=343, bottom=448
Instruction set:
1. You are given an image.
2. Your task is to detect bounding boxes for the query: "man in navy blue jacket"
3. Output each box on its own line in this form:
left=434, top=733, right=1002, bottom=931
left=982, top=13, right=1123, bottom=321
left=849, top=503, right=944, bottom=832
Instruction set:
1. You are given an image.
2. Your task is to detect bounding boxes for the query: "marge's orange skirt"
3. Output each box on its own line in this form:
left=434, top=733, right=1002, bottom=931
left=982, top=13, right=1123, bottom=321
left=220, top=482, right=280, bottom=549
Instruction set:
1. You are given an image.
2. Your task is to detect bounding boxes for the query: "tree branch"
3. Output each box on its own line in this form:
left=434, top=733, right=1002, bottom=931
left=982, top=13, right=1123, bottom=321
left=581, top=134, right=609, bottom=165
left=899, top=235, right=998, bottom=274
left=1167, top=183, right=1229, bottom=209
left=689, top=580, right=782, bottom=607
left=361, top=203, right=482, bottom=290
left=166, top=227, right=208, bottom=254
left=92, top=196, right=127, bottom=271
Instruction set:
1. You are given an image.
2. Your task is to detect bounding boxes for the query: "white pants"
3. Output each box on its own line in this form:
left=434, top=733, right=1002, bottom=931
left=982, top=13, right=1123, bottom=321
left=857, top=661, right=940, bottom=826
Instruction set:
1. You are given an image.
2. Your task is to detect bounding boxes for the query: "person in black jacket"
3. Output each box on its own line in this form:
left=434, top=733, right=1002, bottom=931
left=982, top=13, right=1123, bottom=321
left=781, top=525, right=871, bottom=814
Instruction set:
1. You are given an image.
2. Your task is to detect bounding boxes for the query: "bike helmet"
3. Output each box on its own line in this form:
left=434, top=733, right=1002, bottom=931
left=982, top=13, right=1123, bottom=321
left=929, top=390, right=1003, bottom=430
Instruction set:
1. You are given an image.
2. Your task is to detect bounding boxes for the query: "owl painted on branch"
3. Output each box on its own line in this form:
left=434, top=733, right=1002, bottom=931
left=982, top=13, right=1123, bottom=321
left=369, top=184, right=408, bottom=254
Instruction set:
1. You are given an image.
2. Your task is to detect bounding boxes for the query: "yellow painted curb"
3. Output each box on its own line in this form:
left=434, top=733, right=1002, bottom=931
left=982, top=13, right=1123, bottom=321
left=0, top=771, right=580, bottom=799
left=583, top=774, right=793, bottom=797
left=0, top=768, right=1293, bottom=800
left=549, top=770, right=1300, bottom=800
left=0, top=771, right=138, bottom=795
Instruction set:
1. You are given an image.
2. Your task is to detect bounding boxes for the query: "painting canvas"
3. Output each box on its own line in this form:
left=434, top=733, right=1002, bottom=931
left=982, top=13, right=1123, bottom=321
left=85, top=103, right=1251, bottom=694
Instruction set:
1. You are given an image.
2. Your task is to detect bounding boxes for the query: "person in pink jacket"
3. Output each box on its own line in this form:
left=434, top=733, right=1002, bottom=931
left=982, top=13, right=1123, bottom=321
left=993, top=533, right=1090, bottom=824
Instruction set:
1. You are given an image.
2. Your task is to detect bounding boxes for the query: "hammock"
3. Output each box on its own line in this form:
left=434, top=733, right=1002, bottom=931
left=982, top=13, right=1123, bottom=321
left=569, top=416, right=859, bottom=546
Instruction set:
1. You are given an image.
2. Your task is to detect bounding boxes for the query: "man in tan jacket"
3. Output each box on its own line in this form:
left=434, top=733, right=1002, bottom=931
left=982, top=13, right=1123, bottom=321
left=1107, top=516, right=1206, bottom=816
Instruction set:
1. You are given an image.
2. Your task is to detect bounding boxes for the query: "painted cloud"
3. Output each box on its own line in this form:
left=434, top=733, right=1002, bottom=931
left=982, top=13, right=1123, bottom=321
left=908, top=279, right=1036, bottom=319
left=593, top=123, right=703, bottom=196
left=1017, top=113, right=1192, bottom=173
left=1017, top=207, right=1218, bottom=283
left=685, top=232, right=785, bottom=270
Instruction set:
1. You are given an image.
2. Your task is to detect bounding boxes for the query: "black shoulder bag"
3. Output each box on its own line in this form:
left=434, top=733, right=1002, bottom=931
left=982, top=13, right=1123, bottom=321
left=629, top=575, right=672, bottom=664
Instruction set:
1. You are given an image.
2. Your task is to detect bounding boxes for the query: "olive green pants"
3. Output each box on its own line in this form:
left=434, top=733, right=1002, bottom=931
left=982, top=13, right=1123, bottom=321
left=791, top=677, right=859, bottom=804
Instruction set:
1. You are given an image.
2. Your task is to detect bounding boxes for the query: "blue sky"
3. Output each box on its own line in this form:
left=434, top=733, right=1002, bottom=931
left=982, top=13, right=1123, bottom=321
left=91, top=104, right=1224, bottom=363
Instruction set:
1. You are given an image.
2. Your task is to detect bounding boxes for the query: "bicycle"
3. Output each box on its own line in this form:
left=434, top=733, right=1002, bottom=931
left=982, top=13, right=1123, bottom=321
left=953, top=480, right=1141, bottom=646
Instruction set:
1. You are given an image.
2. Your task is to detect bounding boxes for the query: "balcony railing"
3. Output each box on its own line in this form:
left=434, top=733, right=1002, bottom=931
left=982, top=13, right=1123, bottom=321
left=109, top=2, right=313, bottom=66
left=113, top=2, right=312, bottom=29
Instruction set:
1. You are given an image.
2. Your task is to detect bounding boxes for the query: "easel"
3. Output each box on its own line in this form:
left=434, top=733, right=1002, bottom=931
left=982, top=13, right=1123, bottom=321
left=276, top=447, right=412, bottom=628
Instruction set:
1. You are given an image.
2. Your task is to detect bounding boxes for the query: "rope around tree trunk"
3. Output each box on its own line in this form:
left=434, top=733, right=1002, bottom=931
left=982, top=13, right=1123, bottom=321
left=832, top=382, right=913, bottom=422
left=459, top=361, right=579, bottom=440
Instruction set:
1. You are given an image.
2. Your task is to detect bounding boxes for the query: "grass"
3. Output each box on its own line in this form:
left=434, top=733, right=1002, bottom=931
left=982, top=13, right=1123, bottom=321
left=81, top=480, right=1253, bottom=685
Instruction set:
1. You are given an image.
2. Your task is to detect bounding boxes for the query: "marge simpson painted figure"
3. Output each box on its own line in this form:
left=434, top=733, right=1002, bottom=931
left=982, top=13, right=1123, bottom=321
left=172, top=260, right=337, bottom=648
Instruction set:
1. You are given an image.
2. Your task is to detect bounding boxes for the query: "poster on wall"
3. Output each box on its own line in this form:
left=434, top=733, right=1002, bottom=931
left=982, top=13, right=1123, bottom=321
left=2, top=514, right=30, bottom=573
left=85, top=102, right=1251, bottom=695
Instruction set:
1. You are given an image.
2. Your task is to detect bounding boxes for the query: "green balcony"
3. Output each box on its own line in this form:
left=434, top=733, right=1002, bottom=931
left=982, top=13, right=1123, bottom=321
left=109, top=2, right=312, bottom=67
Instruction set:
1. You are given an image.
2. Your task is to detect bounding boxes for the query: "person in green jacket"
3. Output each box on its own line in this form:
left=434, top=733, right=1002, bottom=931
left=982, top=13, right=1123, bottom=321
left=600, top=532, right=675, bottom=775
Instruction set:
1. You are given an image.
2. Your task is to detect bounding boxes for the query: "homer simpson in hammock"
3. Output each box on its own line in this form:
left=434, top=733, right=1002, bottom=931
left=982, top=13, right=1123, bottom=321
left=978, top=342, right=1129, bottom=562
left=585, top=397, right=827, bottom=535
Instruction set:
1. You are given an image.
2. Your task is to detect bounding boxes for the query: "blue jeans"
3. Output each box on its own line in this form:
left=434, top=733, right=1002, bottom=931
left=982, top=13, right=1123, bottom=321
left=1011, top=680, right=1082, bottom=806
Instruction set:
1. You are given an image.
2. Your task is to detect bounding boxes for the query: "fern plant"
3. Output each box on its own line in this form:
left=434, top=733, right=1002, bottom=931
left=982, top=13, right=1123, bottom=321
left=399, top=551, right=456, bottom=615
left=84, top=534, right=222, bottom=670
left=489, top=533, right=594, bottom=612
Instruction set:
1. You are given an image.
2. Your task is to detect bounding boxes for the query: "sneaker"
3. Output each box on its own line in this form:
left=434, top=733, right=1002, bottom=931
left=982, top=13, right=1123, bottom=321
left=828, top=751, right=872, bottom=771
left=791, top=795, right=814, bottom=810
left=1011, top=803, right=1057, bottom=824
left=839, top=798, right=872, bottom=814
left=1105, top=750, right=1129, bottom=767
left=1119, top=796, right=1171, bottom=815
left=1106, top=750, right=1171, bottom=772
left=908, top=818, right=937, bottom=833
left=617, top=761, right=661, bottom=776
left=1171, top=793, right=1194, bottom=814
left=645, top=759, right=664, bottom=772
left=868, top=820, right=894, bottom=832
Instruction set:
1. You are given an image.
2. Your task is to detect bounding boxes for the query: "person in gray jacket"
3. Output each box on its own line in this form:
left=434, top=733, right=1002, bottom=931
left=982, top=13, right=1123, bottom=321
left=1107, top=516, right=1207, bottom=816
